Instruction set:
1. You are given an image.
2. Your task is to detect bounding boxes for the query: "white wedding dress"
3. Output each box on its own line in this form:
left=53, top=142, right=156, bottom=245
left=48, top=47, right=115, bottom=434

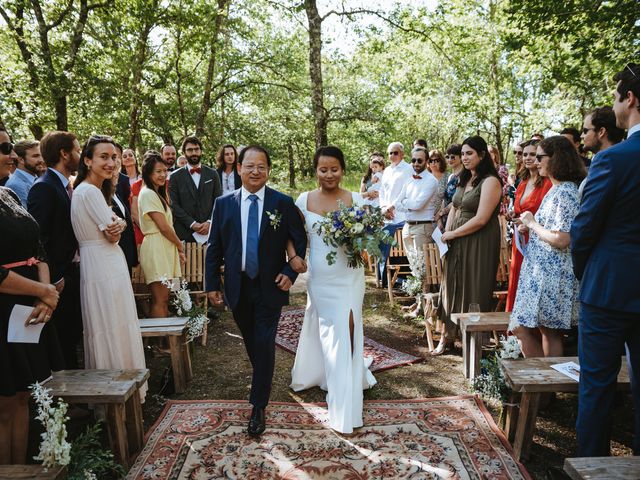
left=290, top=191, right=377, bottom=433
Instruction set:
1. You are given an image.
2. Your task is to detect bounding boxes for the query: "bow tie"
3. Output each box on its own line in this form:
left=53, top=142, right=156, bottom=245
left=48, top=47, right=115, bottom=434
left=413, top=175, right=422, bottom=180
left=190, top=167, right=201, bottom=175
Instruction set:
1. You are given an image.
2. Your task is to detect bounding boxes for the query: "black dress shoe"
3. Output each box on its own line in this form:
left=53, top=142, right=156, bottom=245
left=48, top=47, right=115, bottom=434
left=247, top=407, right=266, bottom=437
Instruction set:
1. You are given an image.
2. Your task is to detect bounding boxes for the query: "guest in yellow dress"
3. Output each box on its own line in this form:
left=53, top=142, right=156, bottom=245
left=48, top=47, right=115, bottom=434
left=138, top=151, right=185, bottom=317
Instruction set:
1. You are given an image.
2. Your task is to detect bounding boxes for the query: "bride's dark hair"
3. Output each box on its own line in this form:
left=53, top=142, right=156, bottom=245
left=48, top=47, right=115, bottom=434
left=313, top=146, right=346, bottom=171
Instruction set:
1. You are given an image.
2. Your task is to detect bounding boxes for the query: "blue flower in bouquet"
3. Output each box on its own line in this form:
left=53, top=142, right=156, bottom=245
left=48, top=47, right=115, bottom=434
left=313, top=201, right=394, bottom=269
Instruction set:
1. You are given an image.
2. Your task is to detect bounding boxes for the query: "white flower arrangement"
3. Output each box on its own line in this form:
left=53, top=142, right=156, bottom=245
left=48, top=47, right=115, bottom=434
left=498, top=335, right=522, bottom=359
left=30, top=382, right=71, bottom=468
left=161, top=276, right=209, bottom=342
left=266, top=209, right=282, bottom=230
left=84, top=470, right=98, bottom=480
left=472, top=335, right=522, bottom=403
left=401, top=247, right=427, bottom=297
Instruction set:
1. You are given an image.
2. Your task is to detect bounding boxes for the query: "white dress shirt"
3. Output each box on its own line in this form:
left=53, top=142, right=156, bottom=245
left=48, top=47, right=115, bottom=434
left=378, top=160, right=413, bottom=223
left=395, top=171, right=439, bottom=221
left=628, top=122, right=640, bottom=138
left=240, top=185, right=265, bottom=271
left=221, top=170, right=235, bottom=195
left=187, top=163, right=202, bottom=188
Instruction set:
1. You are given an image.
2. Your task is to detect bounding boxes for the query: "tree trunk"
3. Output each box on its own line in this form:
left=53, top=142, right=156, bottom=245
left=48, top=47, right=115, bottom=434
left=194, top=0, right=229, bottom=138
left=128, top=1, right=158, bottom=150
left=304, top=0, right=328, bottom=148
left=287, top=141, right=296, bottom=188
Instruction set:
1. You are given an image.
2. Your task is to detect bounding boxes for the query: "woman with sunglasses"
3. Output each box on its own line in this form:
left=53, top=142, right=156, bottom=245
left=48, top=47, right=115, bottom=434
left=509, top=136, right=586, bottom=358
left=505, top=139, right=552, bottom=312
left=71, top=135, right=147, bottom=400
left=0, top=130, right=17, bottom=187
left=436, top=144, right=463, bottom=230
left=0, top=125, right=65, bottom=464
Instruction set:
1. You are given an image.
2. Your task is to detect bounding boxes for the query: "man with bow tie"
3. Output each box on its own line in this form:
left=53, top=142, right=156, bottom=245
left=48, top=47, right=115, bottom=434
left=168, top=136, right=222, bottom=243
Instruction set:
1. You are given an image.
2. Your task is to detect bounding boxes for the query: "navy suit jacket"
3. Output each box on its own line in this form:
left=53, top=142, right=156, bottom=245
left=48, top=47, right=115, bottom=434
left=27, top=168, right=78, bottom=284
left=205, top=186, right=307, bottom=310
left=116, top=172, right=131, bottom=204
left=571, top=130, right=640, bottom=313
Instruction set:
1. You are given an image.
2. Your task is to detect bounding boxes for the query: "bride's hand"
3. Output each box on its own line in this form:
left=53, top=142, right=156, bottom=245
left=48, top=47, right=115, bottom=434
left=289, top=255, right=307, bottom=273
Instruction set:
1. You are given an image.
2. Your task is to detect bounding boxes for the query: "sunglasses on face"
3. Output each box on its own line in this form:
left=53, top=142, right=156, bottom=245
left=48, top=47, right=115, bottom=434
left=411, top=158, right=425, bottom=163
left=0, top=142, right=14, bottom=155
left=428, top=159, right=440, bottom=163
left=513, top=150, right=523, bottom=155
left=535, top=154, right=549, bottom=161
left=388, top=151, right=401, bottom=156
left=582, top=127, right=596, bottom=134
left=445, top=155, right=457, bottom=160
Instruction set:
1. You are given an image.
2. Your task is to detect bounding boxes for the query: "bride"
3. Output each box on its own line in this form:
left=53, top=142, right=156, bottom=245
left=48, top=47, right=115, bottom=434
left=290, top=146, right=376, bottom=434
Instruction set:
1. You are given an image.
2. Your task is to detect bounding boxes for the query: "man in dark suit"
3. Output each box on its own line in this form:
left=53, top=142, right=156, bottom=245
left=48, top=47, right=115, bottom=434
left=27, top=131, right=83, bottom=369
left=168, top=136, right=221, bottom=242
left=571, top=63, right=640, bottom=456
left=206, top=145, right=307, bottom=436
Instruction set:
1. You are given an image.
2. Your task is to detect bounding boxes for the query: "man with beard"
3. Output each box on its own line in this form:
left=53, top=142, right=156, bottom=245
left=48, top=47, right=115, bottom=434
left=27, top=131, right=83, bottom=369
left=578, top=106, right=625, bottom=197
left=6, top=140, right=44, bottom=207
left=168, top=136, right=221, bottom=242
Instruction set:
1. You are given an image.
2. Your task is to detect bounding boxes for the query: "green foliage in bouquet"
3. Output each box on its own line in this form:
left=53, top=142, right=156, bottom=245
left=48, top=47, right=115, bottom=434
left=67, top=423, right=125, bottom=480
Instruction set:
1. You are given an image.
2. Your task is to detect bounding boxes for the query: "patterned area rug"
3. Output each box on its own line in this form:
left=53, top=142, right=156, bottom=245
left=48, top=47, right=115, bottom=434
left=276, top=306, right=422, bottom=373
left=127, top=397, right=531, bottom=479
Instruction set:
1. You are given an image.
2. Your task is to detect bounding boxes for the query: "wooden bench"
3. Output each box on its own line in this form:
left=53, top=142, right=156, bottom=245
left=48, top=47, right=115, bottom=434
left=451, top=311, right=510, bottom=379
left=563, top=456, right=640, bottom=479
left=500, top=356, right=630, bottom=461
left=0, top=465, right=66, bottom=479
left=140, top=317, right=193, bottom=394
left=43, top=369, right=149, bottom=469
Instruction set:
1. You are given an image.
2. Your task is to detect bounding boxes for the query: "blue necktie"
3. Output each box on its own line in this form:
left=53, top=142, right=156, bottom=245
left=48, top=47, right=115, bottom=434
left=245, top=194, right=259, bottom=279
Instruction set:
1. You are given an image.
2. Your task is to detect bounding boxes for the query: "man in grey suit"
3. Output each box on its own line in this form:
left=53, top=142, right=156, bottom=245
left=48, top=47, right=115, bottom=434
left=168, top=136, right=222, bottom=242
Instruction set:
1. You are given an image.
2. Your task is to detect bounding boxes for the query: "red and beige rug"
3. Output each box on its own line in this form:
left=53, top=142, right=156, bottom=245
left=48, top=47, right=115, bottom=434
left=276, top=306, right=422, bottom=373
left=127, top=396, right=531, bottom=479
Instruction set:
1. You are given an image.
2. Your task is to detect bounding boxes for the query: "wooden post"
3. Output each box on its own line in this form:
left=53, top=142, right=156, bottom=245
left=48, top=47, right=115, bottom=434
left=125, top=391, right=145, bottom=456
left=169, top=335, right=187, bottom=393
left=513, top=392, right=540, bottom=460
left=107, top=403, right=130, bottom=469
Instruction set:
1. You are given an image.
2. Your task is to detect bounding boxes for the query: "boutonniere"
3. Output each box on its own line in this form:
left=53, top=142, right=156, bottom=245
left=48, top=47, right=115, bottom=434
left=266, top=209, right=282, bottom=230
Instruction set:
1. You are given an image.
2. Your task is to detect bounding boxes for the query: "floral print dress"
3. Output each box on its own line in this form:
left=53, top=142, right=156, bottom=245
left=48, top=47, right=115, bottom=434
left=509, top=182, right=581, bottom=330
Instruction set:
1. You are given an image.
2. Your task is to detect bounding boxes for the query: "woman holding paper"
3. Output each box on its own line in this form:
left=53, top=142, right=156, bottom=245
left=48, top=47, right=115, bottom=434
left=509, top=136, right=585, bottom=358
left=0, top=178, right=63, bottom=463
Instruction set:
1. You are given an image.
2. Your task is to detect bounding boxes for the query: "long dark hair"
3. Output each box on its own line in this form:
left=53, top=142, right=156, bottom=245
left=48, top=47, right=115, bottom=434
left=74, top=135, right=115, bottom=205
left=141, top=150, right=169, bottom=210
left=215, top=144, right=238, bottom=170
left=459, top=135, right=502, bottom=188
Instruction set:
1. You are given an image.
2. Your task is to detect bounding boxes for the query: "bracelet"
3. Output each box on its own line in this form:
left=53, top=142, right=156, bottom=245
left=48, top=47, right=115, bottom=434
left=289, top=255, right=300, bottom=262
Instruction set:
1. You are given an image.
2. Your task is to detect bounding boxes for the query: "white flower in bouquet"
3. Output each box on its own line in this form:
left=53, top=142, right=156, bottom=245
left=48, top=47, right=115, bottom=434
left=31, top=382, right=71, bottom=468
left=84, top=470, right=98, bottom=480
left=185, top=313, right=209, bottom=342
left=499, top=335, right=522, bottom=359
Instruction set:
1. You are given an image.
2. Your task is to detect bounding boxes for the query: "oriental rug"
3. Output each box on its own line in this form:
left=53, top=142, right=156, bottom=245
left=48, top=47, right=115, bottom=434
left=276, top=306, right=422, bottom=373
left=127, top=396, right=531, bottom=479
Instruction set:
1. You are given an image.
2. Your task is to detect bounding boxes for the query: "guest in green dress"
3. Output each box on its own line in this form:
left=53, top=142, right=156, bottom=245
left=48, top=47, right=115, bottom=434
left=434, top=136, right=503, bottom=355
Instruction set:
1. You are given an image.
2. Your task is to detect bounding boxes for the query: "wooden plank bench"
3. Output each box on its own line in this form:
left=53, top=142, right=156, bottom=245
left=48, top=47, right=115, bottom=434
left=0, top=465, right=66, bottom=479
left=563, top=456, right=640, bottom=479
left=42, top=370, right=148, bottom=469
left=140, top=317, right=192, bottom=393
left=451, top=311, right=510, bottom=379
left=500, top=356, right=630, bottom=461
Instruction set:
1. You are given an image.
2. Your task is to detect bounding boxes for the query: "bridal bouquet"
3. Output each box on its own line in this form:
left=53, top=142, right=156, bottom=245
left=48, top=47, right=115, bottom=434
left=313, top=201, right=393, bottom=268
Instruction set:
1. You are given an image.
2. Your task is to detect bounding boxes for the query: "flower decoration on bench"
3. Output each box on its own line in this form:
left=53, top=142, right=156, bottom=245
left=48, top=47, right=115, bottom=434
left=161, top=276, right=209, bottom=342
left=31, top=381, right=71, bottom=468
left=472, top=335, right=522, bottom=403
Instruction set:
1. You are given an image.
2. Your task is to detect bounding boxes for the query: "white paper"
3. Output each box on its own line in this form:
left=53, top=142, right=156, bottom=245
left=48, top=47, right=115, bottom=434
left=514, top=230, right=527, bottom=256
left=431, top=227, right=449, bottom=258
left=7, top=304, right=45, bottom=344
left=192, top=232, right=209, bottom=245
left=550, top=361, right=580, bottom=382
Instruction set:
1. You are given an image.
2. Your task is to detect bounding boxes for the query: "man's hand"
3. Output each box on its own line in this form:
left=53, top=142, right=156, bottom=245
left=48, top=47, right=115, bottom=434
left=197, top=222, right=210, bottom=235
left=275, top=273, right=292, bottom=291
left=384, top=206, right=395, bottom=220
left=207, top=291, right=224, bottom=306
left=368, top=190, right=379, bottom=199
left=191, top=222, right=203, bottom=232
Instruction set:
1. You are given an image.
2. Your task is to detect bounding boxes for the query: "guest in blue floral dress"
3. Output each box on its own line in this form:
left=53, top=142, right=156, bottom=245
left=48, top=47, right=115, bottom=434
left=436, top=144, right=463, bottom=231
left=509, top=136, right=587, bottom=358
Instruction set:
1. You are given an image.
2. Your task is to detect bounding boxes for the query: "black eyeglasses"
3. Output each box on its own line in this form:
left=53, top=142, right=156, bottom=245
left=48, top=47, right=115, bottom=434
left=428, top=158, right=439, bottom=163
left=582, top=127, right=596, bottom=134
left=0, top=142, right=14, bottom=155
left=513, top=150, right=523, bottom=155
left=535, top=154, right=549, bottom=161
left=445, top=154, right=458, bottom=159
left=411, top=158, right=425, bottom=163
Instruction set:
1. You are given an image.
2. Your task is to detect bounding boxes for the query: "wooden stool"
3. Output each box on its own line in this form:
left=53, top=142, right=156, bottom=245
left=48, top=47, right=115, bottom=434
left=451, top=311, right=510, bottom=379
left=564, top=456, right=640, bottom=479
left=500, top=356, right=630, bottom=461
left=139, top=317, right=193, bottom=393
left=42, top=370, right=148, bottom=469
left=0, top=465, right=66, bottom=479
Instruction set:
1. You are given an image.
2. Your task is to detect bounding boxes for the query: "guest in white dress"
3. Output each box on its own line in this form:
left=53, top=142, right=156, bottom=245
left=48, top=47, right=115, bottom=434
left=71, top=135, right=147, bottom=400
left=291, top=146, right=376, bottom=434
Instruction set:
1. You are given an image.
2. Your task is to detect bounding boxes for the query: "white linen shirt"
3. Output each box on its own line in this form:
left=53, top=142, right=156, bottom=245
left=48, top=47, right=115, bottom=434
left=240, top=185, right=265, bottom=271
left=395, top=171, right=439, bottom=221
left=378, top=160, right=414, bottom=223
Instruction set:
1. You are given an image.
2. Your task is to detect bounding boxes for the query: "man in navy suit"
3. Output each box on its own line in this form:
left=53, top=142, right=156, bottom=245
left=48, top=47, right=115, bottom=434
left=571, top=63, right=640, bottom=456
left=27, top=131, right=83, bottom=369
left=206, top=145, right=307, bottom=436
